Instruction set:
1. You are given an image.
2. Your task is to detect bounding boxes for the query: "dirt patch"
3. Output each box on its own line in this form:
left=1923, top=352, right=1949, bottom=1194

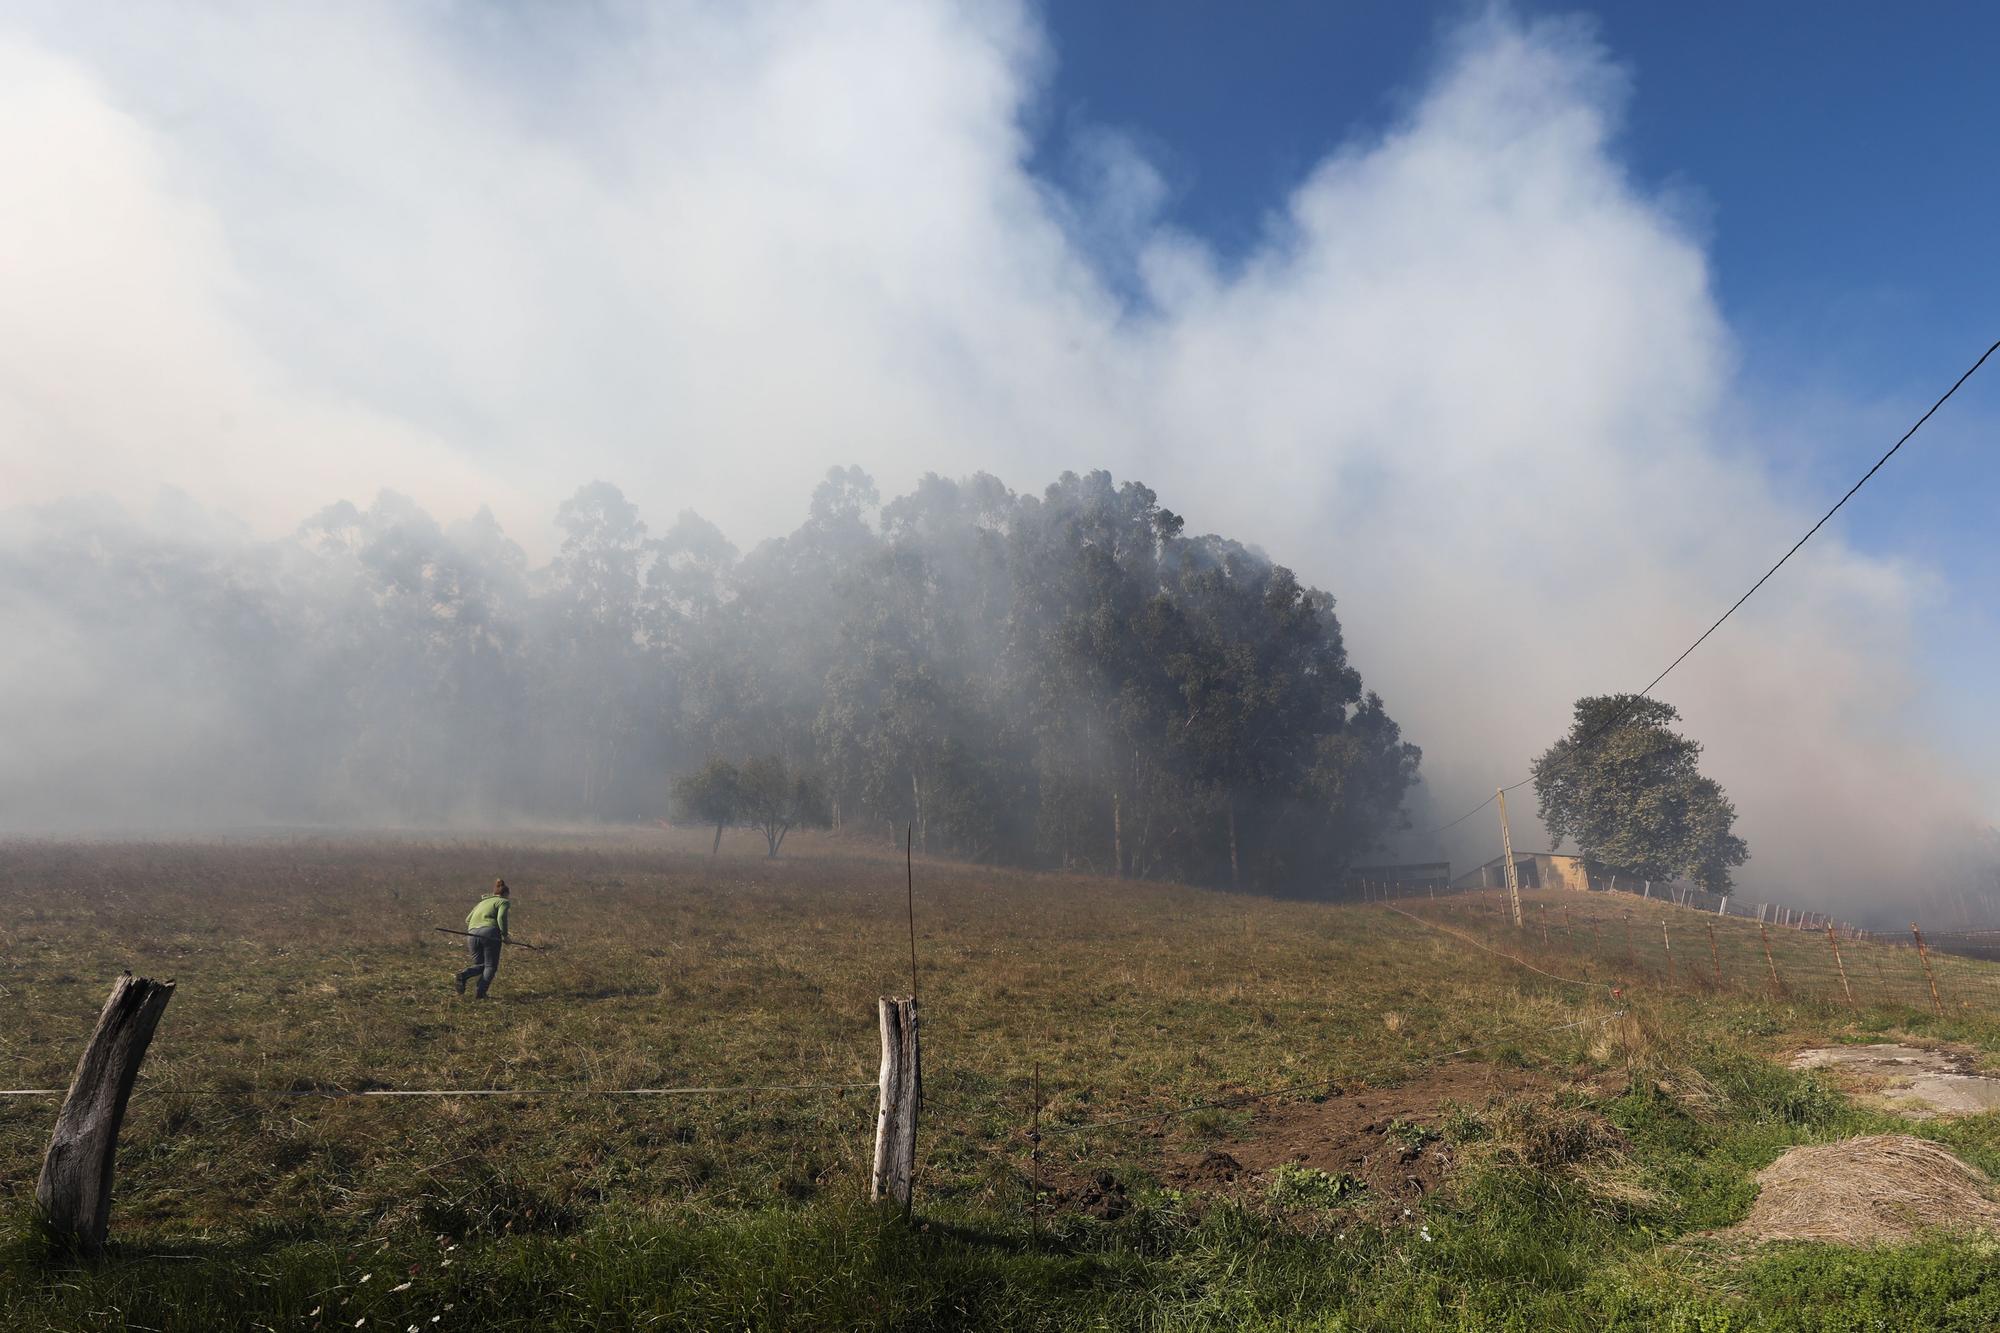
left=1791, top=1044, right=2000, bottom=1119
left=1166, top=1061, right=1560, bottom=1206
left=1066, top=1168, right=1130, bottom=1220
left=1723, top=1134, right=2000, bottom=1246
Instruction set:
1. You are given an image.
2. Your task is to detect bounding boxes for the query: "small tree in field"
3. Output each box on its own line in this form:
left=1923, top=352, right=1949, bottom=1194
left=1532, top=694, right=1748, bottom=894
left=673, top=758, right=741, bottom=854
left=737, top=755, right=832, bottom=858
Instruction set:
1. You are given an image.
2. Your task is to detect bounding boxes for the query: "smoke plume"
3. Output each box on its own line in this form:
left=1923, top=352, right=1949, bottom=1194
left=1, top=3, right=1989, bottom=910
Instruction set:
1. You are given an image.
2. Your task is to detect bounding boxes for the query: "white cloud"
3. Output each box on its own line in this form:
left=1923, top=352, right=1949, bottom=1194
left=0, top=2, right=1982, bottom=899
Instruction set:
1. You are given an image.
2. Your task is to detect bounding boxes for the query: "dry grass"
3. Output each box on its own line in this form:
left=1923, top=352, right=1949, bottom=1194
left=0, top=831, right=1639, bottom=1235
left=1723, top=1134, right=2000, bottom=1246
left=9, top=835, right=2000, bottom=1329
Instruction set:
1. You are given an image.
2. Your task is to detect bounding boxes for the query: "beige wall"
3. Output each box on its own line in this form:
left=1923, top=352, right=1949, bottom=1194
left=1541, top=855, right=1591, bottom=892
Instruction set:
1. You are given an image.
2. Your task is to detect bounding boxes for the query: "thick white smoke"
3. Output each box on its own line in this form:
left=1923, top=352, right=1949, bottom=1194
left=0, top=3, right=1987, bottom=906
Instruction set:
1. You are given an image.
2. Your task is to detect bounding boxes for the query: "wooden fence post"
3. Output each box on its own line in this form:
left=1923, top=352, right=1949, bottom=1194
left=872, top=996, right=920, bottom=1213
left=1661, top=920, right=1675, bottom=987
left=1827, top=924, right=1855, bottom=1011
left=1759, top=922, right=1784, bottom=999
left=1911, top=924, right=1945, bottom=1018
left=36, top=972, right=175, bottom=1257
left=1706, top=922, right=1722, bottom=987
left=1623, top=912, right=1634, bottom=967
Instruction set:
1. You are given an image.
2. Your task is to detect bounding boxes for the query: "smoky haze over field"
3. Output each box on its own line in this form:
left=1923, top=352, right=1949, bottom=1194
left=2, top=5, right=1993, bottom=910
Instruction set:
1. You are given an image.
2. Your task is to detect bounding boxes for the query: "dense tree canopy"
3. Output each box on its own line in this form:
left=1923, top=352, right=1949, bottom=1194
left=1531, top=694, right=1748, bottom=893
left=3, top=467, right=1422, bottom=890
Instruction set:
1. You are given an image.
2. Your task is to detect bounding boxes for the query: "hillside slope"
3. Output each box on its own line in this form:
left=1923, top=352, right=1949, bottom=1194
left=5, top=833, right=2000, bottom=1329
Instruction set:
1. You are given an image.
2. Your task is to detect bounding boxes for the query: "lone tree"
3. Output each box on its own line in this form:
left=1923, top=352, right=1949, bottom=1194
left=673, top=757, right=742, bottom=854
left=737, top=755, right=832, bottom=858
left=1532, top=694, right=1748, bottom=894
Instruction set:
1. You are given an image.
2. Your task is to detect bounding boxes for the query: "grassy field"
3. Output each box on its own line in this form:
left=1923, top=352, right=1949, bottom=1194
left=5, top=831, right=2000, bottom=1330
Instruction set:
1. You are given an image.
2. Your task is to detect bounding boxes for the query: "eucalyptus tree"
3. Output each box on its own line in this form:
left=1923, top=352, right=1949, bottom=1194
left=538, top=481, right=652, bottom=814
left=6, top=463, right=1424, bottom=881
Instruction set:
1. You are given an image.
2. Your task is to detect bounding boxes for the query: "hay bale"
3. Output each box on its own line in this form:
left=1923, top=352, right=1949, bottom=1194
left=1727, top=1134, right=2000, bottom=1246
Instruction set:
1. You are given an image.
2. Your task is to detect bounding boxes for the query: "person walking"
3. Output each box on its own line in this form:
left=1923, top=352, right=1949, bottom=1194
left=455, top=879, right=512, bottom=998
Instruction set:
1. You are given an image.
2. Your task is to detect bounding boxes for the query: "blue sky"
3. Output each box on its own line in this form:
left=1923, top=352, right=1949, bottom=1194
left=1036, top=3, right=1995, bottom=397
left=1035, top=1, right=2000, bottom=799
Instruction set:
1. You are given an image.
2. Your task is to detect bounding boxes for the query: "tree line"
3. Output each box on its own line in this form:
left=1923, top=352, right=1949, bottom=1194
left=2, top=468, right=1421, bottom=889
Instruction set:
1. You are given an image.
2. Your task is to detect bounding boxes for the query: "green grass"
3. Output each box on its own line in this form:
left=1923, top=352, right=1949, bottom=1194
left=4, top=833, right=2000, bottom=1329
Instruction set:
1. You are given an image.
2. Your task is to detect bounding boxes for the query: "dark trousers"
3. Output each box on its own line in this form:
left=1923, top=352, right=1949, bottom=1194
left=456, top=927, right=502, bottom=997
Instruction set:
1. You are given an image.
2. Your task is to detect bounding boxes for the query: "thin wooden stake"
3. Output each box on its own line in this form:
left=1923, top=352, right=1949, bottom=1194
left=906, top=827, right=919, bottom=1005
left=1911, top=923, right=1945, bottom=1017
left=1623, top=912, right=1634, bottom=966
left=1760, top=921, right=1784, bottom=999
left=1662, top=920, right=1675, bottom=987
left=1030, top=1061, right=1042, bottom=1211
left=1706, top=922, right=1722, bottom=987
left=36, top=972, right=175, bottom=1257
left=1827, top=923, right=1855, bottom=1010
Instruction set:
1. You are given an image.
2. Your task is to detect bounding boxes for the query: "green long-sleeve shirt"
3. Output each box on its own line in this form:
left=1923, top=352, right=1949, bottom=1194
left=466, top=894, right=510, bottom=938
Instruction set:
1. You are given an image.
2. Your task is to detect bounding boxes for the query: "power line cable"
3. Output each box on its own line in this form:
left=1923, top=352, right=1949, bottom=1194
left=0, top=1079, right=874, bottom=1099
left=1418, top=337, right=1999, bottom=841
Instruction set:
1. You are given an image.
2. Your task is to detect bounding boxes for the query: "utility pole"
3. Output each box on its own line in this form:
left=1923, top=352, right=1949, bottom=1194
left=1496, top=787, right=1523, bottom=928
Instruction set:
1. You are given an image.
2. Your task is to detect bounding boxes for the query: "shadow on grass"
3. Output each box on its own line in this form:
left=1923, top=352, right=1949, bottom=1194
left=1, top=1208, right=333, bottom=1274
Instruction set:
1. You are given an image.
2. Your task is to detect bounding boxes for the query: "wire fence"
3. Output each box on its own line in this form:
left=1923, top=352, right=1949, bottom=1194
left=2, top=1079, right=873, bottom=1099
left=1366, top=879, right=1996, bottom=1018
left=1352, top=868, right=1879, bottom=938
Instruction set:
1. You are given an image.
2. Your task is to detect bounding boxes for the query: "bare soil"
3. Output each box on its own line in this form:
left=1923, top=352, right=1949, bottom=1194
left=1165, top=1060, right=1559, bottom=1205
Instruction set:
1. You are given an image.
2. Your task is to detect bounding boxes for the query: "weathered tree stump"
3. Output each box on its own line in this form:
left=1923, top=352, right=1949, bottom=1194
left=871, top=996, right=919, bottom=1212
left=36, top=972, right=175, bottom=1257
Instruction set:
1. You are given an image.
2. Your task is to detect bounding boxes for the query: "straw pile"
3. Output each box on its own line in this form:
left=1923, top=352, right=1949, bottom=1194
left=1726, top=1135, right=2000, bottom=1246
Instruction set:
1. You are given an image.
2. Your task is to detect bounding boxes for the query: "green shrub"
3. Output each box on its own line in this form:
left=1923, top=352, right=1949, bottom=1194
left=1265, top=1163, right=1364, bottom=1210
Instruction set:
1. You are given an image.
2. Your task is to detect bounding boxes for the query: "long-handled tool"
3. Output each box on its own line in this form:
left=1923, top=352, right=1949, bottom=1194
left=433, top=927, right=547, bottom=952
